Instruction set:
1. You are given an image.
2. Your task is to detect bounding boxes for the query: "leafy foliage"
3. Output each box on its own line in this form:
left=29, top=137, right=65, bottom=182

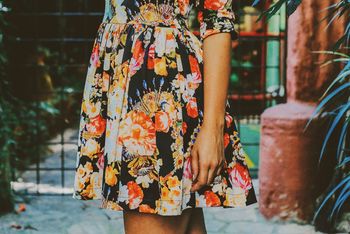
left=255, top=0, right=350, bottom=231
left=299, top=0, right=349, bottom=231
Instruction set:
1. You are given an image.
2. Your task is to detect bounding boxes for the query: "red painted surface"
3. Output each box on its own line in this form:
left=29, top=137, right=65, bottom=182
left=259, top=0, right=345, bottom=222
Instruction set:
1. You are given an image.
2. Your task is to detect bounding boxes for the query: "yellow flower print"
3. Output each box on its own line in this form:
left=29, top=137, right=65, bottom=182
left=142, top=93, right=158, bottom=114
left=154, top=57, right=168, bottom=76
left=81, top=138, right=101, bottom=159
left=161, top=186, right=170, bottom=200
left=170, top=189, right=181, bottom=198
left=173, top=155, right=184, bottom=170
left=105, top=165, right=118, bottom=186
left=139, top=3, right=159, bottom=22
left=223, top=187, right=247, bottom=207
left=81, top=184, right=96, bottom=199
left=82, top=100, right=101, bottom=118
left=166, top=175, right=180, bottom=189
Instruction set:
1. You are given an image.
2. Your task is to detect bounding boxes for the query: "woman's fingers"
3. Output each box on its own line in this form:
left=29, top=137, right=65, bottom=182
left=191, top=162, right=209, bottom=192
left=190, top=148, right=199, bottom=182
left=216, top=159, right=225, bottom=176
left=206, top=166, right=217, bottom=185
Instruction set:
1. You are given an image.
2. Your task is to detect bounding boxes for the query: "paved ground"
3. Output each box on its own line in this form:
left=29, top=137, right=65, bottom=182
left=0, top=129, right=327, bottom=234
left=0, top=186, right=324, bottom=234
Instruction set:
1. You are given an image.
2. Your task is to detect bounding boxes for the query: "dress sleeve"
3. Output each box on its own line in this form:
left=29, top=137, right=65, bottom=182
left=196, top=0, right=238, bottom=41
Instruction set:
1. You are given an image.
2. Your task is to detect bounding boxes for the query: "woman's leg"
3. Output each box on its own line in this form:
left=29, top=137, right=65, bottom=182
left=185, top=208, right=207, bottom=234
left=123, top=208, right=193, bottom=234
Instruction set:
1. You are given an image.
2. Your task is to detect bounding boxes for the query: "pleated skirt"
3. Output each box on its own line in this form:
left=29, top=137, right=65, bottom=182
left=72, top=21, right=258, bottom=216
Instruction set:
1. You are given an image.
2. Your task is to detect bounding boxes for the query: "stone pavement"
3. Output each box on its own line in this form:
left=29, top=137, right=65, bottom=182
left=0, top=180, right=324, bottom=234
left=0, top=129, right=325, bottom=234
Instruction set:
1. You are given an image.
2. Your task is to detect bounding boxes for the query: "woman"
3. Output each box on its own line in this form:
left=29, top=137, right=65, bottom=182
left=72, top=0, right=258, bottom=233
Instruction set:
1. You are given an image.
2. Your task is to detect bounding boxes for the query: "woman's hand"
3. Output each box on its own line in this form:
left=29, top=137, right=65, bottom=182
left=190, top=122, right=226, bottom=192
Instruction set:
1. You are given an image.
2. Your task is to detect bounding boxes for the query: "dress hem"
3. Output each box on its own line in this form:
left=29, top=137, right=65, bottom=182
left=72, top=190, right=259, bottom=216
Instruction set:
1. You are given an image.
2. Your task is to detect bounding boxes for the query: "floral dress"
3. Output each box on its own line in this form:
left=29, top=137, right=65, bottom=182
left=72, top=0, right=258, bottom=216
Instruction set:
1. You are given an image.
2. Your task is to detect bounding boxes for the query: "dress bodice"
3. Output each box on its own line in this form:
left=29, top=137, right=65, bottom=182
left=102, top=0, right=238, bottom=42
left=102, top=0, right=197, bottom=26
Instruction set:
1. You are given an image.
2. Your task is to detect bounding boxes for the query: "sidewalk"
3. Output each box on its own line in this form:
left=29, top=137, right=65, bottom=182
left=0, top=129, right=323, bottom=234
left=0, top=179, right=323, bottom=234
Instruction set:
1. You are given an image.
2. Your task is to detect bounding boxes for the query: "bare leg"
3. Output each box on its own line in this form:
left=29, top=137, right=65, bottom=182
left=123, top=208, right=193, bottom=234
left=185, top=208, right=207, bottom=234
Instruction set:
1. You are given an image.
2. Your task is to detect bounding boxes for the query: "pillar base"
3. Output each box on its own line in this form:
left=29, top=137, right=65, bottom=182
left=258, top=100, right=325, bottom=222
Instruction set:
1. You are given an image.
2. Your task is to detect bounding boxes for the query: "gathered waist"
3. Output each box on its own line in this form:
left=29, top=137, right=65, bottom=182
left=93, top=14, right=200, bottom=54
left=101, top=14, right=190, bottom=29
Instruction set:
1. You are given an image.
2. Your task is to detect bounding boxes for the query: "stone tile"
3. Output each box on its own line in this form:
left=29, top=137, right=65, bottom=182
left=223, top=222, right=275, bottom=234
left=212, top=206, right=260, bottom=223
left=274, top=223, right=323, bottom=234
left=205, top=219, right=226, bottom=233
left=67, top=222, right=110, bottom=234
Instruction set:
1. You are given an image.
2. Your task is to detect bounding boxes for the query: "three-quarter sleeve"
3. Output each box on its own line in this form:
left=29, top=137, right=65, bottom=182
left=196, top=0, right=238, bottom=41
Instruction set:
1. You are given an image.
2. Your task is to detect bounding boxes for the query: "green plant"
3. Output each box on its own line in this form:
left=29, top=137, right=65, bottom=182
left=302, top=1, right=350, bottom=231
left=0, top=0, right=14, bottom=214
left=255, top=0, right=350, bottom=232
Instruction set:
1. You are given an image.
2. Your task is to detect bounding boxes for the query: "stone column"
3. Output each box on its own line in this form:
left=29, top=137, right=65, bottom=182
left=258, top=0, right=345, bottom=222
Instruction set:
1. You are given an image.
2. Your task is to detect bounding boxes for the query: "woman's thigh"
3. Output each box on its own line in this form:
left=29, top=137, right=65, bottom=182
left=185, top=208, right=207, bottom=234
left=123, top=208, right=193, bottom=234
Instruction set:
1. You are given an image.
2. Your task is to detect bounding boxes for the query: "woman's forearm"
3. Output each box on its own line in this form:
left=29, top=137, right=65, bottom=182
left=202, top=32, right=232, bottom=130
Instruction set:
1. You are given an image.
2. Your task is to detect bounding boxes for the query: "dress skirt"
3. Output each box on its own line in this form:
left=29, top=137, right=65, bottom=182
left=72, top=1, right=258, bottom=216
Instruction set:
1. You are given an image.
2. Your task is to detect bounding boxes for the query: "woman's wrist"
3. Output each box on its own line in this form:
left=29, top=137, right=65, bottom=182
left=202, top=118, right=225, bottom=132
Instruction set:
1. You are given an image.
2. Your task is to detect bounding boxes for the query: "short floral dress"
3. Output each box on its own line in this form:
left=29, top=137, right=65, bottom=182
left=72, top=0, right=258, bottom=216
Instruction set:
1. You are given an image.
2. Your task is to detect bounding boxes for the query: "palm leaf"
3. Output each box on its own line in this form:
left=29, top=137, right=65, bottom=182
left=313, top=176, right=350, bottom=223
left=304, top=83, right=350, bottom=132
left=316, top=102, right=350, bottom=165
left=329, top=179, right=350, bottom=220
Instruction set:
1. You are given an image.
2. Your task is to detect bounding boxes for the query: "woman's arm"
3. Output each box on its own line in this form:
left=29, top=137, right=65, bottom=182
left=202, top=33, right=231, bottom=129
left=190, top=33, right=232, bottom=192
left=190, top=0, right=237, bottom=192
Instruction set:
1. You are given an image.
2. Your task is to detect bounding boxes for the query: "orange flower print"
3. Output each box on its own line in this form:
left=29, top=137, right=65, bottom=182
left=127, top=181, right=144, bottom=209
left=119, top=110, right=156, bottom=156
left=105, top=165, right=118, bottom=186
left=204, top=0, right=226, bottom=11
left=73, top=0, right=258, bottom=214
left=228, top=163, right=252, bottom=193
left=189, top=55, right=200, bottom=75
left=197, top=10, right=203, bottom=23
left=86, top=114, right=106, bottom=137
left=161, top=186, right=170, bottom=199
left=147, top=44, right=155, bottom=69
left=130, top=40, right=145, bottom=76
left=182, top=121, right=187, bottom=135
left=186, top=97, right=198, bottom=118
left=155, top=110, right=172, bottom=133
left=223, top=133, right=230, bottom=148
left=139, top=204, right=156, bottom=213
left=204, top=190, right=221, bottom=206
left=166, top=175, right=180, bottom=189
